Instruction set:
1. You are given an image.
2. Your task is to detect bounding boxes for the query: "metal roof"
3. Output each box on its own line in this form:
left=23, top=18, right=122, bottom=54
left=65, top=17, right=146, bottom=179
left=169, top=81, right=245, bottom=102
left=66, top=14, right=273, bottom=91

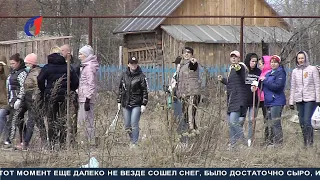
left=161, top=25, right=292, bottom=43
left=113, top=0, right=183, bottom=34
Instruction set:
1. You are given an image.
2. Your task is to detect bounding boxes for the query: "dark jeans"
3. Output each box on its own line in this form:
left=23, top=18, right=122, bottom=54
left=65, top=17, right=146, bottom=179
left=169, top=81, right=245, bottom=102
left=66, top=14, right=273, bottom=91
left=47, top=100, right=67, bottom=148
left=266, top=106, right=283, bottom=145
left=260, top=101, right=274, bottom=144
left=297, top=101, right=316, bottom=147
left=181, top=95, right=201, bottom=130
left=23, top=92, right=47, bottom=147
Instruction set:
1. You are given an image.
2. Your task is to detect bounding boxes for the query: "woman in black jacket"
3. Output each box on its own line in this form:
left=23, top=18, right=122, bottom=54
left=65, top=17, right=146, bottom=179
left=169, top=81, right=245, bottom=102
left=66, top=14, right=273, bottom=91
left=37, top=46, right=79, bottom=149
left=117, top=57, right=148, bottom=149
left=240, top=53, right=261, bottom=146
left=218, top=50, right=247, bottom=150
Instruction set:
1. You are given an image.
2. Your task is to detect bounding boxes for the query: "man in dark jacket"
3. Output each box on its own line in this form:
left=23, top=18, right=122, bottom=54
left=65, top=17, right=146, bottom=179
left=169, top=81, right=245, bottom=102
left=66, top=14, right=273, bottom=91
left=240, top=53, right=261, bottom=146
left=61, top=44, right=80, bottom=145
left=37, top=47, right=79, bottom=149
left=218, top=50, right=247, bottom=150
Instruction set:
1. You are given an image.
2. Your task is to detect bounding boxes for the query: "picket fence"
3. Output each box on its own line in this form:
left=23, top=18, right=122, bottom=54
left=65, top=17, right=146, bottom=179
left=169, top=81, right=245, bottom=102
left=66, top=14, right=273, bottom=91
left=38, top=64, right=292, bottom=91
left=97, top=64, right=293, bottom=92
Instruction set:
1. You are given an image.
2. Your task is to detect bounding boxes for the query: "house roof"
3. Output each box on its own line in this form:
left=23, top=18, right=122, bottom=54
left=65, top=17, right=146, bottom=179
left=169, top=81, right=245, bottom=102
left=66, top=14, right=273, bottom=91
left=161, top=25, right=292, bottom=43
left=113, top=0, right=183, bottom=34
left=114, top=0, right=291, bottom=34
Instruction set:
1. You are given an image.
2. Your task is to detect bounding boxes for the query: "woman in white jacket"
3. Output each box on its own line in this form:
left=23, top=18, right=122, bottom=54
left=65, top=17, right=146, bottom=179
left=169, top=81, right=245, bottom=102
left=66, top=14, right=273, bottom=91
left=289, top=51, right=320, bottom=147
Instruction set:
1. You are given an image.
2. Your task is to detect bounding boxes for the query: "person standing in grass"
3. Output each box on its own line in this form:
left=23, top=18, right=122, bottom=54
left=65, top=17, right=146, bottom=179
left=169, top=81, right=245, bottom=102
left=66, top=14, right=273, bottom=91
left=0, top=56, right=9, bottom=139
left=289, top=51, right=320, bottom=147
left=252, top=55, right=286, bottom=148
left=3, top=53, right=27, bottom=149
left=218, top=50, right=247, bottom=150
left=176, top=47, right=202, bottom=135
left=117, top=56, right=148, bottom=149
left=240, top=53, right=261, bottom=146
left=77, top=45, right=99, bottom=146
left=37, top=46, right=79, bottom=149
left=257, top=55, right=273, bottom=146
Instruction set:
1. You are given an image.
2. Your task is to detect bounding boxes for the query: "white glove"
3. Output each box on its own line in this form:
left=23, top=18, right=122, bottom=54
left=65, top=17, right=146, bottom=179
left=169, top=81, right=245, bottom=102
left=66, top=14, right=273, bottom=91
left=141, top=105, right=146, bottom=113
left=251, top=80, right=259, bottom=87
left=14, top=99, right=21, bottom=110
left=118, top=103, right=121, bottom=110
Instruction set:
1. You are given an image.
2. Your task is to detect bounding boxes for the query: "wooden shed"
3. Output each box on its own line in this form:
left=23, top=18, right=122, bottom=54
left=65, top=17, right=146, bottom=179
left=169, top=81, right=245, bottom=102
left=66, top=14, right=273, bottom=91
left=0, top=36, right=72, bottom=64
left=114, top=0, right=292, bottom=66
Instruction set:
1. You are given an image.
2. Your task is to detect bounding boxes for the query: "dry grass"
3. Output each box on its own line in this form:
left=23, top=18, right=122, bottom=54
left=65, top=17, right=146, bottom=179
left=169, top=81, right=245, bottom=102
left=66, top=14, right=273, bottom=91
left=1, top=82, right=320, bottom=168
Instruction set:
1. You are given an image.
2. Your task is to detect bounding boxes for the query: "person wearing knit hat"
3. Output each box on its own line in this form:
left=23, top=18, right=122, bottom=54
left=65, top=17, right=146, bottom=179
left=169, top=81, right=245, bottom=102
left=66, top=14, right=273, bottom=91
left=79, top=45, right=94, bottom=58
left=14, top=53, right=46, bottom=150
left=78, top=45, right=99, bottom=146
left=257, top=54, right=286, bottom=147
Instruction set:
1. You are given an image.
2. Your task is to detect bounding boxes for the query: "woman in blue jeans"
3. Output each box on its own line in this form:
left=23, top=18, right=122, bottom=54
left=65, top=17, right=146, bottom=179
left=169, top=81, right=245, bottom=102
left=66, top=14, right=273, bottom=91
left=117, top=57, right=148, bottom=149
left=252, top=55, right=286, bottom=147
left=289, top=51, right=320, bottom=147
left=218, top=50, right=248, bottom=150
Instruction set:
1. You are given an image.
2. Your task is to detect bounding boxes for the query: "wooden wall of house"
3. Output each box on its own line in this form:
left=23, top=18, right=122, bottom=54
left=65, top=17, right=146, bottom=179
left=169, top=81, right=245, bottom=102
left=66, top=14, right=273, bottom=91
left=123, top=29, right=163, bottom=65
left=162, top=31, right=286, bottom=67
left=162, top=0, right=289, bottom=30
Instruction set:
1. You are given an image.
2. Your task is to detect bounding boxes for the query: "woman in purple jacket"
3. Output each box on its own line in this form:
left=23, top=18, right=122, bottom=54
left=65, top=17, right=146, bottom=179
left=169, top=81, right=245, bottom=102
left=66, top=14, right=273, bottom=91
left=77, top=45, right=99, bottom=146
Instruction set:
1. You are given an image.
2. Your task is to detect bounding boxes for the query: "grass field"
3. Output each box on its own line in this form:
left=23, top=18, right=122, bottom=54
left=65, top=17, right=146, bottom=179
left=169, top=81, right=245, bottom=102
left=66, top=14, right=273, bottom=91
left=1, top=90, right=320, bottom=168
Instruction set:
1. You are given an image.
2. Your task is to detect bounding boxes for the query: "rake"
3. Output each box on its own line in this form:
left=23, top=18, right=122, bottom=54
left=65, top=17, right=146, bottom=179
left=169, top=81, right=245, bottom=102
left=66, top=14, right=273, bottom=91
left=105, top=109, right=120, bottom=135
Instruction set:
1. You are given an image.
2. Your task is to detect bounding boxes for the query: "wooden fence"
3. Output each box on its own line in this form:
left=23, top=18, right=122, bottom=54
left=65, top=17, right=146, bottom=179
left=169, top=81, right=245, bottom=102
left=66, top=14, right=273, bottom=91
left=97, top=64, right=293, bottom=92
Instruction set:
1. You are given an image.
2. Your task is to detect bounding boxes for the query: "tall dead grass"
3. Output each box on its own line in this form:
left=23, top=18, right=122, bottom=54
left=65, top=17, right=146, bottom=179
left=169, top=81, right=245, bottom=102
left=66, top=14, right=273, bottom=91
left=1, top=79, right=320, bottom=168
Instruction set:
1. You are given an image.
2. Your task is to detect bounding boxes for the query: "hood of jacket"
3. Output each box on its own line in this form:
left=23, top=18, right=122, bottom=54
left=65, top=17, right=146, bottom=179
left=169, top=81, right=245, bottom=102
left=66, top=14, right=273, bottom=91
left=260, top=55, right=272, bottom=77
left=82, top=54, right=99, bottom=71
left=244, top=53, right=258, bottom=69
left=296, top=51, right=310, bottom=68
left=48, top=53, right=66, bottom=65
left=126, top=65, right=142, bottom=76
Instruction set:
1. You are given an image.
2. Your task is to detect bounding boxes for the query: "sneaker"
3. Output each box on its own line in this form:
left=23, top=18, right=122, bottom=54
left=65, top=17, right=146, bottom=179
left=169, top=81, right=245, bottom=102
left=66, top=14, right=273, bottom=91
left=129, top=143, right=137, bottom=150
left=2, top=142, right=13, bottom=150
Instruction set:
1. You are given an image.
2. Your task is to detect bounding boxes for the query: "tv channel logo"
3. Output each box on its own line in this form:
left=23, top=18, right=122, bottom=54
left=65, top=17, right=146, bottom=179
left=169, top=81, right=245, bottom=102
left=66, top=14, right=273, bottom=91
left=24, top=16, right=43, bottom=36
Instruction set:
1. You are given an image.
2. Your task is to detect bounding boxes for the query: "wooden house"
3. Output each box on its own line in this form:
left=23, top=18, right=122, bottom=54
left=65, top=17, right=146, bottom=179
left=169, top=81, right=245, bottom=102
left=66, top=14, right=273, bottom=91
left=113, top=0, right=292, bottom=66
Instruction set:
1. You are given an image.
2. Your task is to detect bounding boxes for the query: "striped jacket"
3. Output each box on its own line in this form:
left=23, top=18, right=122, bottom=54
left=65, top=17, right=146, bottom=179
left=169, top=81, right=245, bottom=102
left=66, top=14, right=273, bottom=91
left=289, top=51, right=320, bottom=105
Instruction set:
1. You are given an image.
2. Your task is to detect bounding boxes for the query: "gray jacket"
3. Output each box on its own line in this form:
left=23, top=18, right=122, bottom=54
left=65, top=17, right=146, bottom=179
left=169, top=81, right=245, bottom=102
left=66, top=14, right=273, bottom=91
left=177, top=59, right=201, bottom=97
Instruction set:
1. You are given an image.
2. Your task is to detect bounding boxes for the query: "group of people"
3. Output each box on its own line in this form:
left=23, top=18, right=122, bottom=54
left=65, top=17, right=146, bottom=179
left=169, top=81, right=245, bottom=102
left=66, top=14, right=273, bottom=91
left=0, top=44, right=99, bottom=151
left=218, top=50, right=320, bottom=150
left=162, top=47, right=320, bottom=151
left=0, top=44, right=317, bottom=152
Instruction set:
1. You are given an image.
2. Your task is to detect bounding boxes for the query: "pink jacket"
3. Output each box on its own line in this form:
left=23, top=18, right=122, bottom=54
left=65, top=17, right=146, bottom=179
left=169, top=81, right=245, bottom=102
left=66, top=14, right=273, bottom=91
left=78, top=55, right=99, bottom=103
left=289, top=51, right=320, bottom=105
left=258, top=56, right=272, bottom=102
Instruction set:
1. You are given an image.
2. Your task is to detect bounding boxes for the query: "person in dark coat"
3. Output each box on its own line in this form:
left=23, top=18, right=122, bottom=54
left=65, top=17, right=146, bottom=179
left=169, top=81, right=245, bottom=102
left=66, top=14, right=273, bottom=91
left=37, top=46, right=79, bottom=149
left=218, top=50, right=248, bottom=150
left=239, top=53, right=261, bottom=146
left=3, top=53, right=27, bottom=149
left=117, top=57, right=148, bottom=149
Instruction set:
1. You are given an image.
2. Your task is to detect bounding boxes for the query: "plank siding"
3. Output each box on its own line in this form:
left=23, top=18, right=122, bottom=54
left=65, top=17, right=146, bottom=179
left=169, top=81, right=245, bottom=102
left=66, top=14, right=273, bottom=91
left=162, top=0, right=289, bottom=30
